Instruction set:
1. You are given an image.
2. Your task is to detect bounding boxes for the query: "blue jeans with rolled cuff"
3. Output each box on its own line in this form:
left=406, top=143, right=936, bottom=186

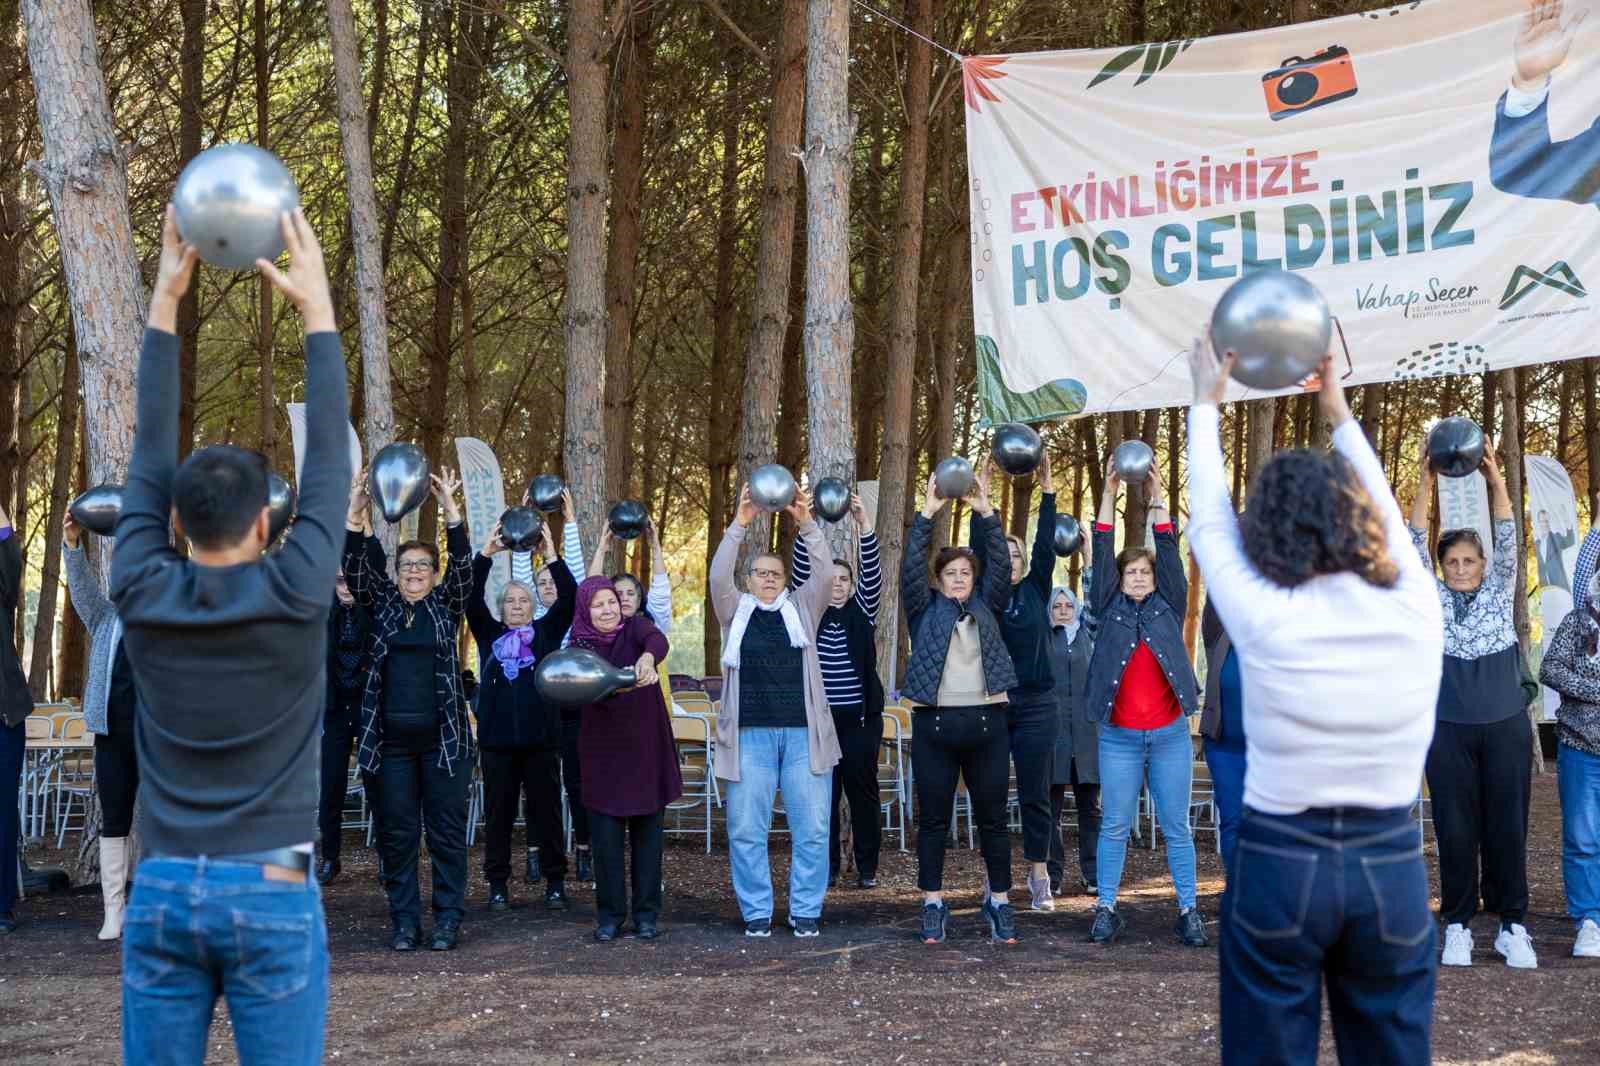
left=122, top=856, right=328, bottom=1066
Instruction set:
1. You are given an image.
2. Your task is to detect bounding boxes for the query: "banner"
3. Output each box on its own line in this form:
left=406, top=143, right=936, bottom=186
left=964, top=0, right=1600, bottom=421
left=455, top=437, right=509, bottom=620
left=285, top=403, right=363, bottom=488
left=1527, top=453, right=1581, bottom=722
left=1436, top=471, right=1494, bottom=566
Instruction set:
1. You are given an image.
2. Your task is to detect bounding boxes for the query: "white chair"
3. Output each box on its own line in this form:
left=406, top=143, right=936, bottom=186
left=667, top=714, right=715, bottom=853
left=878, top=713, right=908, bottom=851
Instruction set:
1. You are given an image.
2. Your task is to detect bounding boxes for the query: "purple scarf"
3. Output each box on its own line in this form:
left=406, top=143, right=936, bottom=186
left=491, top=625, right=537, bottom=680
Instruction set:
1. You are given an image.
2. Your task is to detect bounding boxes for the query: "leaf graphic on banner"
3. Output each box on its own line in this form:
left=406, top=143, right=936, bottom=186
left=962, top=56, right=1007, bottom=111
left=1091, top=39, right=1194, bottom=89
left=1087, top=45, right=1145, bottom=89
left=974, top=334, right=1088, bottom=426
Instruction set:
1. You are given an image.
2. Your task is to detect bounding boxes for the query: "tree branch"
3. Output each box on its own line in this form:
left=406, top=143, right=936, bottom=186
left=701, top=0, right=766, bottom=64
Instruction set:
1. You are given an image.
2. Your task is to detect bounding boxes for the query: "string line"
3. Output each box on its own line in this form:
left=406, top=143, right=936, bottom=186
left=849, top=0, right=965, bottom=63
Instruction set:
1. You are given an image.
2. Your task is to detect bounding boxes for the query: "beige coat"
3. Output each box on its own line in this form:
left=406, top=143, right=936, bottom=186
left=709, top=519, right=842, bottom=781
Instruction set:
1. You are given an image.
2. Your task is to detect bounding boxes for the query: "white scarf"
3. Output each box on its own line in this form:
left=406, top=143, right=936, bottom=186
left=722, top=590, right=809, bottom=669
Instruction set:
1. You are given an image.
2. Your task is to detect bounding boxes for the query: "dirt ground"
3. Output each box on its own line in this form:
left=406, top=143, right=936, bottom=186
left=3, top=774, right=1598, bottom=1065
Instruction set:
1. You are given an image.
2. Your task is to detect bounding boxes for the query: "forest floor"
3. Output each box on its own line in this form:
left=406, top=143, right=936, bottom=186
left=3, top=775, right=1598, bottom=1065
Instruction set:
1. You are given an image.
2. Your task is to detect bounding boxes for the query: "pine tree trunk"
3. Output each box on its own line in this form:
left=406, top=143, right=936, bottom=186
left=733, top=0, right=806, bottom=568
left=28, top=335, right=76, bottom=698
left=327, top=0, right=397, bottom=556
left=1246, top=397, right=1275, bottom=488
left=562, top=0, right=610, bottom=549
left=0, top=0, right=22, bottom=519
left=802, top=0, right=858, bottom=558
left=176, top=0, right=204, bottom=460
left=1498, top=370, right=1529, bottom=651
left=254, top=0, right=276, bottom=464
left=928, top=223, right=965, bottom=552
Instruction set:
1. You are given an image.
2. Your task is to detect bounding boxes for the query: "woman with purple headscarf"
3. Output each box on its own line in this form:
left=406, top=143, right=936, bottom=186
left=571, top=575, right=682, bottom=942
left=467, top=518, right=576, bottom=913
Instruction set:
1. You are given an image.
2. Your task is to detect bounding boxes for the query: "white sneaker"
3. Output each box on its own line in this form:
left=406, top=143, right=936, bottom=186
left=1493, top=924, right=1537, bottom=969
left=1027, top=874, right=1055, bottom=912
left=1574, top=919, right=1600, bottom=958
left=1441, top=922, right=1473, bottom=966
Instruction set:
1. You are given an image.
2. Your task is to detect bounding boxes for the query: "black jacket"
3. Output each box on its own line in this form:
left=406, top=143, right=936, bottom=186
left=326, top=598, right=375, bottom=712
left=0, top=529, right=29, bottom=726
left=900, top=511, right=1018, bottom=706
left=971, top=491, right=1057, bottom=694
left=466, top=553, right=576, bottom=749
left=1084, top=521, right=1199, bottom=724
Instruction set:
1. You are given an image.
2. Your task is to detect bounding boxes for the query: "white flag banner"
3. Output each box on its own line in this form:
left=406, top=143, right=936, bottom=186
left=963, top=0, right=1600, bottom=421
left=1527, top=454, right=1581, bottom=723
left=1436, top=470, right=1494, bottom=566
left=456, top=437, right=509, bottom=620
left=285, top=402, right=363, bottom=488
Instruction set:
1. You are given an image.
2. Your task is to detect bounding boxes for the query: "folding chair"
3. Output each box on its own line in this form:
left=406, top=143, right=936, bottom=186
left=878, top=713, right=907, bottom=850
left=668, top=714, right=715, bottom=853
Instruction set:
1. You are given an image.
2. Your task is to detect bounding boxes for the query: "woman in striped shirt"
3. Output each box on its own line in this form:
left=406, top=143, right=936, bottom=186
left=791, top=493, right=884, bottom=887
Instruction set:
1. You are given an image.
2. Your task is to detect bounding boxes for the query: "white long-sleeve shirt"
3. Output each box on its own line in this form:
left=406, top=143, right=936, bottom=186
left=1186, top=405, right=1443, bottom=815
left=523, top=519, right=585, bottom=621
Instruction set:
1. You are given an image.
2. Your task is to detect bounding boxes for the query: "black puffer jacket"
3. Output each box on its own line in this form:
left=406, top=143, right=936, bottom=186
left=900, top=511, right=1018, bottom=705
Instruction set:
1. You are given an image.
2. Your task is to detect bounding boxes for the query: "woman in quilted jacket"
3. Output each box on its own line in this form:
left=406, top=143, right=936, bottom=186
left=900, top=462, right=1020, bottom=947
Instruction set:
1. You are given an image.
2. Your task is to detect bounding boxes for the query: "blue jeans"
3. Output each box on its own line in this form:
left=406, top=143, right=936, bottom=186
left=1203, top=739, right=1247, bottom=876
left=1096, top=718, right=1197, bottom=910
left=727, top=726, right=831, bottom=922
left=122, top=857, right=328, bottom=1065
left=1220, top=806, right=1435, bottom=1066
left=1558, top=742, right=1600, bottom=928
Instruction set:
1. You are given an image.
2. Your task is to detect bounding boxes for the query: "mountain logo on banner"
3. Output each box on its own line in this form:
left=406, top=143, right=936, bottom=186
left=1498, top=261, right=1587, bottom=310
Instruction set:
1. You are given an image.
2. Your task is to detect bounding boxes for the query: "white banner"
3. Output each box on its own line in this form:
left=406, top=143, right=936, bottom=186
left=963, top=1, right=1600, bottom=420
left=1527, top=453, right=1581, bottom=722
left=285, top=402, right=364, bottom=489
left=1437, top=470, right=1494, bottom=567
left=456, top=437, right=509, bottom=620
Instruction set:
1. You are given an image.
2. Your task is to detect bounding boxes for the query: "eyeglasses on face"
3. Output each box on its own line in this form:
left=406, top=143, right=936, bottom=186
left=398, top=559, right=434, bottom=573
left=750, top=568, right=784, bottom=580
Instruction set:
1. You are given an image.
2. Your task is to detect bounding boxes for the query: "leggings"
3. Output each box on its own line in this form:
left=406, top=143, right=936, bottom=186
left=95, top=723, right=140, bottom=838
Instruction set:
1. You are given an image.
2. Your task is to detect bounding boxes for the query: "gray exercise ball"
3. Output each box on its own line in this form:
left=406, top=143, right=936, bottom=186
left=1210, top=270, right=1331, bottom=390
left=173, top=143, right=301, bottom=271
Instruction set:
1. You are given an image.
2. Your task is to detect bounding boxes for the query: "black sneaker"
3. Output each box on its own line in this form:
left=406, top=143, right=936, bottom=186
left=0, top=913, right=16, bottom=934
left=316, top=859, right=341, bottom=886
left=744, top=918, right=772, bottom=938
left=545, top=882, right=570, bottom=911
left=525, top=848, right=542, bottom=884
left=921, top=901, right=950, bottom=945
left=790, top=916, right=820, bottom=938
left=1176, top=907, right=1209, bottom=947
left=858, top=876, right=878, bottom=890
left=981, top=898, right=1019, bottom=944
left=575, top=848, right=593, bottom=884
left=429, top=919, right=461, bottom=951
left=635, top=917, right=659, bottom=940
left=1089, top=906, right=1126, bottom=944
left=391, top=923, right=420, bottom=952
left=487, top=882, right=510, bottom=911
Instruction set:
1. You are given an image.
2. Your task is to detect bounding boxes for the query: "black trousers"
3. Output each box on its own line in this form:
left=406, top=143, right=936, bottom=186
left=480, top=745, right=567, bottom=885
left=1424, top=712, right=1532, bottom=926
left=589, top=808, right=664, bottom=929
left=94, top=723, right=140, bottom=839
left=1048, top=765, right=1101, bottom=887
left=912, top=705, right=1012, bottom=893
left=377, top=749, right=471, bottom=927
left=318, top=694, right=362, bottom=863
left=1006, top=690, right=1057, bottom=863
left=1, top=720, right=22, bottom=919
left=829, top=707, right=883, bottom=879
left=560, top=715, right=590, bottom=848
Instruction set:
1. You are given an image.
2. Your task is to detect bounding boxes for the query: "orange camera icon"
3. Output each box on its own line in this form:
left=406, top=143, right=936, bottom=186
left=1262, top=45, right=1358, bottom=120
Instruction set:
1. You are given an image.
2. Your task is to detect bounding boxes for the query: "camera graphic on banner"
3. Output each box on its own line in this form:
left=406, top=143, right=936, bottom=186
left=1262, top=45, right=1359, bottom=120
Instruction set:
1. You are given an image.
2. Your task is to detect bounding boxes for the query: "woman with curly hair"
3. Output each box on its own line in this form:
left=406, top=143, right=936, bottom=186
left=1083, top=452, right=1203, bottom=948
left=1187, top=339, right=1444, bottom=1066
left=1407, top=440, right=1535, bottom=969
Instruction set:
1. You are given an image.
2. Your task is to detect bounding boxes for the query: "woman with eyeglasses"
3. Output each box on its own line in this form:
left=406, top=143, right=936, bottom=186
left=343, top=468, right=475, bottom=953
left=1408, top=438, right=1536, bottom=969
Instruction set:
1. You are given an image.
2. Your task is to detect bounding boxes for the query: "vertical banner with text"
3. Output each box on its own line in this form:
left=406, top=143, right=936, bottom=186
left=456, top=437, right=509, bottom=620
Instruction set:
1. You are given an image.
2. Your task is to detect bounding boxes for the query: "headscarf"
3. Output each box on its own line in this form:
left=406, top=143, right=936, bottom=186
left=1051, top=586, right=1081, bottom=644
left=569, top=575, right=625, bottom=653
left=722, top=588, right=810, bottom=669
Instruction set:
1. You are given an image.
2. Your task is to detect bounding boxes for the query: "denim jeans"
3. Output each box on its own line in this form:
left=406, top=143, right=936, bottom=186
left=726, top=726, right=832, bottom=921
left=1558, top=742, right=1600, bottom=928
left=1203, top=738, right=1247, bottom=876
left=1220, top=806, right=1436, bottom=1066
left=1096, top=717, right=1197, bottom=911
left=122, top=857, right=328, bottom=1066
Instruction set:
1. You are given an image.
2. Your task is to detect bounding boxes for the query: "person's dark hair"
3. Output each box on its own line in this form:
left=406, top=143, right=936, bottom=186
left=396, top=539, right=440, bottom=571
left=1437, top=528, right=1485, bottom=561
left=1241, top=449, right=1399, bottom=589
left=609, top=573, right=653, bottom=622
left=1115, top=546, right=1155, bottom=577
left=933, top=545, right=981, bottom=578
left=171, top=445, right=269, bottom=550
left=832, top=558, right=853, bottom=582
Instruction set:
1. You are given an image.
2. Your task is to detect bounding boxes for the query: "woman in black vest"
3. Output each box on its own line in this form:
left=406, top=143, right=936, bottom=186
left=791, top=492, right=884, bottom=888
left=467, top=519, right=577, bottom=913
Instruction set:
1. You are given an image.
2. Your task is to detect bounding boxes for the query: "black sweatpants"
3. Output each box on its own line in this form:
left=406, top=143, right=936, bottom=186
left=377, top=748, right=472, bottom=927
left=912, top=705, right=1012, bottom=893
left=1006, top=689, right=1056, bottom=863
left=480, top=745, right=567, bottom=886
left=94, top=722, right=140, bottom=839
left=829, top=707, right=883, bottom=880
left=1424, top=712, right=1533, bottom=927
left=1048, top=767, right=1101, bottom=888
left=318, top=693, right=362, bottom=863
left=560, top=714, right=590, bottom=848
left=589, top=808, right=664, bottom=929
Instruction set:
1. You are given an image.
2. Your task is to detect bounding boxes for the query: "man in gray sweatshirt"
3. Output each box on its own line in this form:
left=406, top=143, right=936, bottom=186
left=110, top=205, right=348, bottom=1066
